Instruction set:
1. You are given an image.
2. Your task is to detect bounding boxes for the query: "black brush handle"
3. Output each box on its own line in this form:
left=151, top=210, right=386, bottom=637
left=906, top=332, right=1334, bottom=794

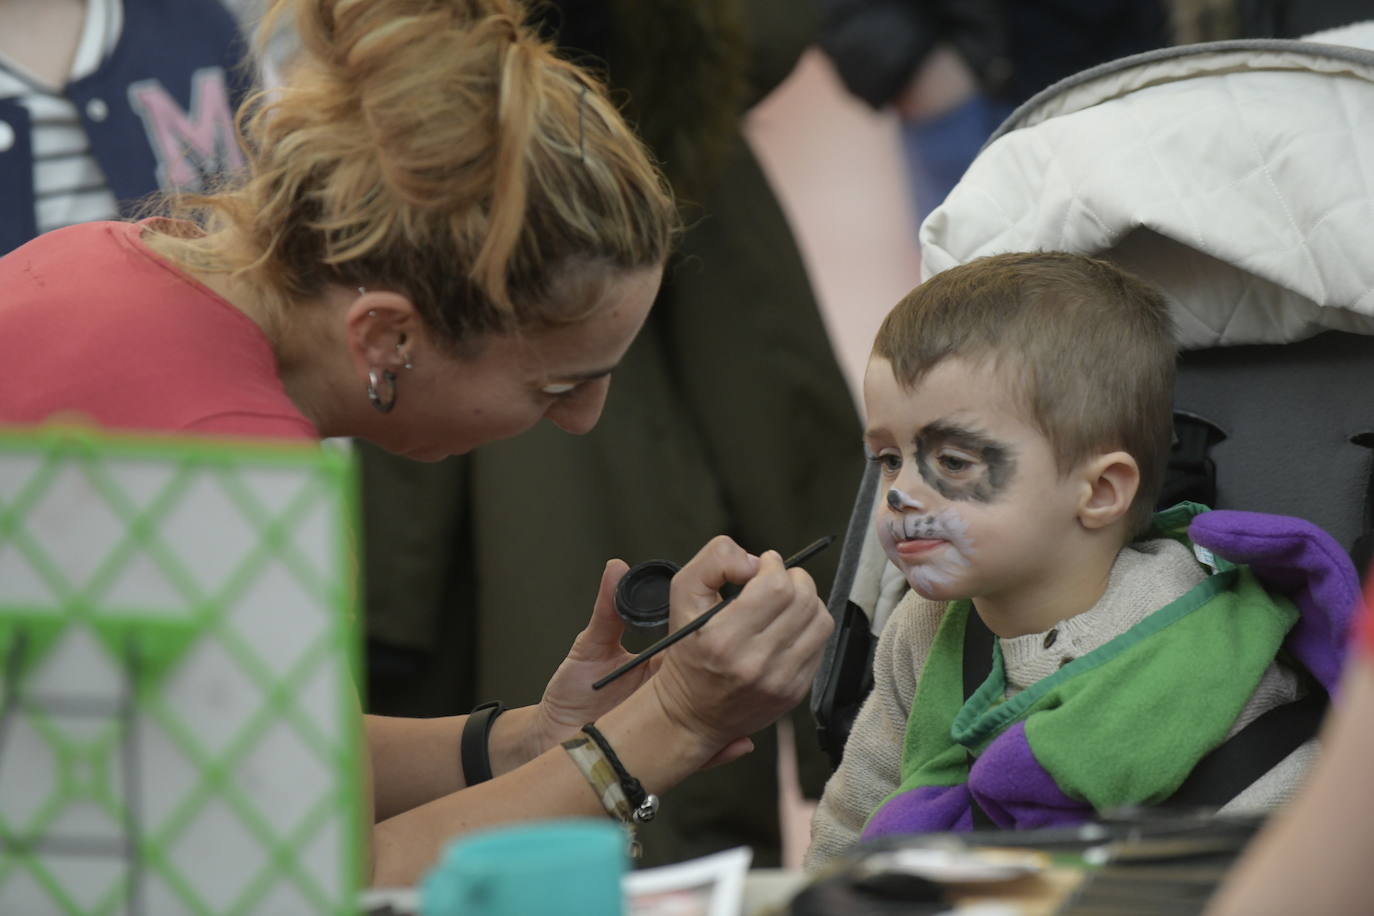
left=592, top=535, right=834, bottom=690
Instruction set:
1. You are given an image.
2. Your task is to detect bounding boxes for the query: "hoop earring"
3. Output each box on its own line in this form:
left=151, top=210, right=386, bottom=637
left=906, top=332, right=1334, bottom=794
left=368, top=368, right=398, bottom=413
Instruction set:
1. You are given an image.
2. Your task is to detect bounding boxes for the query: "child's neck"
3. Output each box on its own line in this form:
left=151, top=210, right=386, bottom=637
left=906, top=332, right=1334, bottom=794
left=972, top=533, right=1125, bottom=638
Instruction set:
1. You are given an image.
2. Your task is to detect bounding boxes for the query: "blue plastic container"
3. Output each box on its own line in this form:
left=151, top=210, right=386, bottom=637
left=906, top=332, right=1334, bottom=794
left=421, top=819, right=627, bottom=916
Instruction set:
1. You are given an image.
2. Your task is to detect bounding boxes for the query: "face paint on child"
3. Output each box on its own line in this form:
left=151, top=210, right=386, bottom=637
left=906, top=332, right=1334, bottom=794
left=886, top=487, right=923, bottom=512
left=878, top=487, right=976, bottom=596
left=914, top=422, right=1018, bottom=504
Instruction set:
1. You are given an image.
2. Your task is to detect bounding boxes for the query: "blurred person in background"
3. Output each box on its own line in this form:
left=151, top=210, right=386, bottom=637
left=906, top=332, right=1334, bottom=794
left=1172, top=0, right=1374, bottom=41
left=817, top=0, right=1170, bottom=226
left=0, top=0, right=250, bottom=254
left=358, top=0, right=864, bottom=868
left=1205, top=583, right=1374, bottom=915
left=1229, top=0, right=1374, bottom=37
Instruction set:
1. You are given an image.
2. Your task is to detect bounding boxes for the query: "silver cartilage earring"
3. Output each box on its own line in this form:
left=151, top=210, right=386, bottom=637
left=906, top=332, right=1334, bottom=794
left=361, top=288, right=411, bottom=377
left=368, top=368, right=398, bottom=413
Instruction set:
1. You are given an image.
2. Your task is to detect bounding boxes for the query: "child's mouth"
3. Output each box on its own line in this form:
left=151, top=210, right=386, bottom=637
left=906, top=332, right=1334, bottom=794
left=895, top=537, right=945, bottom=558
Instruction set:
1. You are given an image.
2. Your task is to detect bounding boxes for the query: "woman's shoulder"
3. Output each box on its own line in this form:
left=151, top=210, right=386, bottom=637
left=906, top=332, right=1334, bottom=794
left=5, top=219, right=233, bottom=318
left=2, top=219, right=262, bottom=350
left=2, top=220, right=163, bottom=296
left=0, top=220, right=308, bottom=437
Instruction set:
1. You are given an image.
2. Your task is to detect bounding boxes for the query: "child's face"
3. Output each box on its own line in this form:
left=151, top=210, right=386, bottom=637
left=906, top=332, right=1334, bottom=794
left=863, top=355, right=1086, bottom=608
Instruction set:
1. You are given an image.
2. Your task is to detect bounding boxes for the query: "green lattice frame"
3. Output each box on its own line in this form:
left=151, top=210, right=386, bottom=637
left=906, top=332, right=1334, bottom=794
left=0, top=426, right=363, bottom=915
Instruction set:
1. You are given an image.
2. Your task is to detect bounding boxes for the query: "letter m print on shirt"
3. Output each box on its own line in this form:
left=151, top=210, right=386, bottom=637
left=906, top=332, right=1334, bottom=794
left=128, top=67, right=245, bottom=192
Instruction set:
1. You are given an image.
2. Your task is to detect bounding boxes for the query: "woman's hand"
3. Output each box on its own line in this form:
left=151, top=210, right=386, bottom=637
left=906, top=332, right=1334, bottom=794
left=528, top=559, right=653, bottom=760
left=530, top=536, right=831, bottom=771
left=648, top=536, right=834, bottom=757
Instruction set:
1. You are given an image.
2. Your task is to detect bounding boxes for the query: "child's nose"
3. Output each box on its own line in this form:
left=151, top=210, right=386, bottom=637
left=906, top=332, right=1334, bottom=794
left=886, top=486, right=925, bottom=513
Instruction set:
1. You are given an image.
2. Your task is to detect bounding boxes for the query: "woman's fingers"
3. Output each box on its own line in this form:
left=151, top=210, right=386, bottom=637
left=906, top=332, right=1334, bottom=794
left=687, top=553, right=824, bottom=658
left=730, top=552, right=814, bottom=638
left=766, top=597, right=835, bottom=694
left=649, top=545, right=833, bottom=752
left=575, top=559, right=630, bottom=656
left=669, top=535, right=759, bottom=627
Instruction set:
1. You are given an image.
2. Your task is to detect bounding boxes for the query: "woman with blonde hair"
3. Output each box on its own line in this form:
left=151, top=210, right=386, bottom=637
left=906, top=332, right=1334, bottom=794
left=0, top=0, right=833, bottom=885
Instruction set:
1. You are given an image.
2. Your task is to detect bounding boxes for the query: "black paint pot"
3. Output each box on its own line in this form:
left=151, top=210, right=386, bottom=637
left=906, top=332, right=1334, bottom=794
left=614, top=559, right=680, bottom=628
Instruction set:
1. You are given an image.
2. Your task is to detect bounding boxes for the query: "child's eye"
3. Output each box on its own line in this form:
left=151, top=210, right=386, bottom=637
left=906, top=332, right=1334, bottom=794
left=937, top=452, right=974, bottom=473
left=868, top=452, right=902, bottom=475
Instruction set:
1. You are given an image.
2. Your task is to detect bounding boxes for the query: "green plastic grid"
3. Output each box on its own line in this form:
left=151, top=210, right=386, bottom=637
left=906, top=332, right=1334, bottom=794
left=0, top=427, right=363, bottom=915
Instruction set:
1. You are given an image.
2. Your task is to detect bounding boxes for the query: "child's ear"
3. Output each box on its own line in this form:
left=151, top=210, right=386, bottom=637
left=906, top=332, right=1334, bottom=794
left=1077, top=451, right=1140, bottom=530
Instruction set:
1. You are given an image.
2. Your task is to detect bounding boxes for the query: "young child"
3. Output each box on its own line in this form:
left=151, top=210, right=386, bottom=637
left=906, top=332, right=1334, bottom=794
left=807, top=251, right=1355, bottom=867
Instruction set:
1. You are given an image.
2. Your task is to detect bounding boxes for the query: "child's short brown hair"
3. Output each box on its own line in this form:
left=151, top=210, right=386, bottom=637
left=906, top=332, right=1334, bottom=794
left=872, top=251, right=1176, bottom=535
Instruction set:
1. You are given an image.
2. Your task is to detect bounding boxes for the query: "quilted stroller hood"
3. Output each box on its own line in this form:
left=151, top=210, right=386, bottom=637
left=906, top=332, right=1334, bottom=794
left=919, top=23, right=1374, bottom=349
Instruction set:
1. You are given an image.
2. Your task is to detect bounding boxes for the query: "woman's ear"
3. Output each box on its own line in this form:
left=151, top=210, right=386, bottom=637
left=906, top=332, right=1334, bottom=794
left=345, top=289, right=419, bottom=375
left=1078, top=451, right=1140, bottom=530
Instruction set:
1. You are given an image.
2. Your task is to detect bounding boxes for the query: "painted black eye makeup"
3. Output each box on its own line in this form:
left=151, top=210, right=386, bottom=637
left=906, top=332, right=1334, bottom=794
left=914, top=421, right=1017, bottom=503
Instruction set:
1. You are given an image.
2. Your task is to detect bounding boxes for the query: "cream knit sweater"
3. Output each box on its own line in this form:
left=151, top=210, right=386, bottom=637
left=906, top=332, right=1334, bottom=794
left=805, top=539, right=1316, bottom=870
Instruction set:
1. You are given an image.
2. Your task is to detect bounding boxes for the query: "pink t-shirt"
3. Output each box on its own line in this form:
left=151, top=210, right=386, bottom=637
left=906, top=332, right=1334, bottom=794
left=0, top=221, right=317, bottom=441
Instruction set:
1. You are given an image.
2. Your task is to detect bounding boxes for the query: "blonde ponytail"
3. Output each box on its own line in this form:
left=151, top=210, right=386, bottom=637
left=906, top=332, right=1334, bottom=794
left=151, top=0, right=676, bottom=348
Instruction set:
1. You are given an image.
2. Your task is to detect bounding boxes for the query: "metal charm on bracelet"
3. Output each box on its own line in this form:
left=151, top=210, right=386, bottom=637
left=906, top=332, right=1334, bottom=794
left=634, top=792, right=659, bottom=823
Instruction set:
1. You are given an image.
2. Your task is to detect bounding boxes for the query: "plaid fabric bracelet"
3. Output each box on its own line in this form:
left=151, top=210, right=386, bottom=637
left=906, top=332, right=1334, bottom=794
left=561, top=723, right=659, bottom=857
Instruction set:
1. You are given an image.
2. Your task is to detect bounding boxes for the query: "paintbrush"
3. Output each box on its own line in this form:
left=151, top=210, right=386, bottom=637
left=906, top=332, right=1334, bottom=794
left=592, top=535, right=835, bottom=689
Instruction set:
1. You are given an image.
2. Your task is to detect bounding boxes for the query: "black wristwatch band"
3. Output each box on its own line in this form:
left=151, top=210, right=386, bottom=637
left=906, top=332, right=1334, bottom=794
left=460, top=700, right=507, bottom=785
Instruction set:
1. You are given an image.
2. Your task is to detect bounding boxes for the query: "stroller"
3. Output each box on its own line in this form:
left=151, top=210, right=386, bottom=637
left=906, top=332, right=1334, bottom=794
left=812, top=24, right=1374, bottom=812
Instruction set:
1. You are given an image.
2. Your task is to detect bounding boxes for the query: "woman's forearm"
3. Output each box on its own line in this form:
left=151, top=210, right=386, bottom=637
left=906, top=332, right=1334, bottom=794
left=366, top=713, right=469, bottom=822
left=366, top=705, right=577, bottom=822
left=369, top=684, right=718, bottom=887
left=364, top=542, right=832, bottom=886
